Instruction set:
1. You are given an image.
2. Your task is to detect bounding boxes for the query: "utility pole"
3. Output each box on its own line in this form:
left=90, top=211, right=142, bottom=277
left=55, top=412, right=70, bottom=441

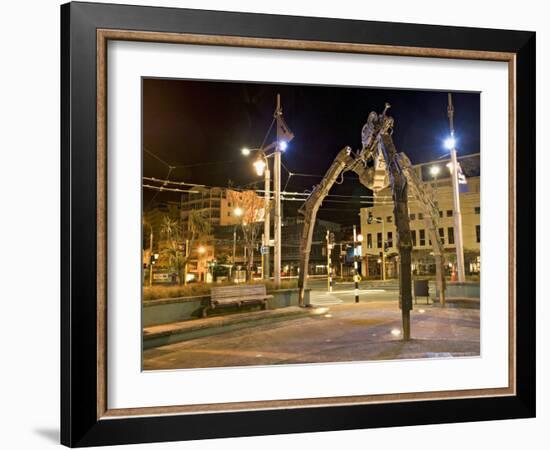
left=183, top=238, right=189, bottom=285
left=326, top=230, right=333, bottom=292
left=447, top=93, right=466, bottom=283
left=264, top=166, right=271, bottom=280
left=148, top=226, right=154, bottom=287
left=232, top=227, right=237, bottom=265
left=353, top=225, right=360, bottom=303
left=380, top=219, right=386, bottom=281
left=273, top=94, right=282, bottom=287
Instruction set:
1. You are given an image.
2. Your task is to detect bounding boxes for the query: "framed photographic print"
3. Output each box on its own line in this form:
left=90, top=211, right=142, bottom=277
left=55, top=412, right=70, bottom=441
left=61, top=1, right=535, bottom=447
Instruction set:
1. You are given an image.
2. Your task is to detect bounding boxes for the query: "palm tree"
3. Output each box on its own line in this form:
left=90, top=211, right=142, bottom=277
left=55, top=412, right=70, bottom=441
left=160, top=212, right=212, bottom=285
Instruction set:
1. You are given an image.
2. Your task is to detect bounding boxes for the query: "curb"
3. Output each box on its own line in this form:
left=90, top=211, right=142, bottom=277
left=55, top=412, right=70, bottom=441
left=143, top=306, right=313, bottom=350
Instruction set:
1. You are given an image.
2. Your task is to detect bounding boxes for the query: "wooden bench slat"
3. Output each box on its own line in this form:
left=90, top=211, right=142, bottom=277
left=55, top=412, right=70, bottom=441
left=204, top=284, right=271, bottom=317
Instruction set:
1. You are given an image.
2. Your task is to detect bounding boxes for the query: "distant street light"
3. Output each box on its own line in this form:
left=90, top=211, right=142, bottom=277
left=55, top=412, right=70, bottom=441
left=430, top=165, right=441, bottom=177
left=241, top=147, right=251, bottom=156
left=430, top=165, right=441, bottom=198
left=278, top=140, right=288, bottom=151
left=197, top=246, right=206, bottom=255
left=233, top=207, right=243, bottom=217
left=253, top=158, right=266, bottom=177
left=357, top=234, right=364, bottom=243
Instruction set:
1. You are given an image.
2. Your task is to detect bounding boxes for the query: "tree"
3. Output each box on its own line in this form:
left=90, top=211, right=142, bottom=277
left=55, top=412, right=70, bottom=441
left=160, top=211, right=211, bottom=285
left=227, top=190, right=265, bottom=281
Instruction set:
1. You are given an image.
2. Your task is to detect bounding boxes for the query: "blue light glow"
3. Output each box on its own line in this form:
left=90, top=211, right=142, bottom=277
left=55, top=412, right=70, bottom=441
left=444, top=136, right=456, bottom=150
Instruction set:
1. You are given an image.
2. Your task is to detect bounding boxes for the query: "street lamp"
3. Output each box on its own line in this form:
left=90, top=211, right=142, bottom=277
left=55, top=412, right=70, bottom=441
left=353, top=225, right=361, bottom=303
left=357, top=234, right=364, bottom=243
left=240, top=94, right=294, bottom=286
left=444, top=136, right=456, bottom=150
left=242, top=148, right=271, bottom=281
left=253, top=158, right=266, bottom=177
left=197, top=245, right=206, bottom=255
left=447, top=93, right=466, bottom=282
left=233, top=206, right=243, bottom=218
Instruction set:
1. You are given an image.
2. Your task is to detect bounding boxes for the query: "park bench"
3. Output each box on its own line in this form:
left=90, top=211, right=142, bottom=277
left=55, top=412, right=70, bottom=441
left=203, top=284, right=273, bottom=317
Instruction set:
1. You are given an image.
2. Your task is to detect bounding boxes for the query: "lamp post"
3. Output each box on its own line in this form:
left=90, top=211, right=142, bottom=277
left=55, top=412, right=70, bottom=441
left=242, top=149, right=271, bottom=280
left=446, top=93, right=466, bottom=283
left=326, top=230, right=334, bottom=292
left=232, top=207, right=243, bottom=274
left=353, top=225, right=362, bottom=303
left=273, top=95, right=283, bottom=287
left=148, top=225, right=154, bottom=287
left=241, top=94, right=293, bottom=287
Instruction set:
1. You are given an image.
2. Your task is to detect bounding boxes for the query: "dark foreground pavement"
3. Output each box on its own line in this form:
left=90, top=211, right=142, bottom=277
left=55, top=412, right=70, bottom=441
left=143, top=301, right=480, bottom=370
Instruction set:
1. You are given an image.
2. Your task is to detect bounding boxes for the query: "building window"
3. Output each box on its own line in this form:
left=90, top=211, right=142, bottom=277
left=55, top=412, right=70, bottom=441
left=419, top=229, right=426, bottom=246
left=439, top=210, right=443, bottom=218
left=386, top=216, right=393, bottom=223
left=474, top=206, right=480, bottom=214
left=411, top=230, right=417, bottom=246
left=410, top=213, right=416, bottom=221
left=438, top=227, right=445, bottom=244
left=476, top=225, right=480, bottom=243
left=377, top=232, right=383, bottom=249
left=418, top=213, right=424, bottom=220
left=367, top=233, right=372, bottom=249
left=387, top=231, right=393, bottom=248
left=448, top=227, right=455, bottom=244
left=446, top=210, right=453, bottom=217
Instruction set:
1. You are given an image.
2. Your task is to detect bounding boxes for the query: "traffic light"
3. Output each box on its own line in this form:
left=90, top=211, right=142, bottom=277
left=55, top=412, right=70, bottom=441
left=150, top=253, right=159, bottom=265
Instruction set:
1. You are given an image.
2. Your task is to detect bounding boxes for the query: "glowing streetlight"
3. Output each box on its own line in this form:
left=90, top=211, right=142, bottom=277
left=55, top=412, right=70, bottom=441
left=233, top=206, right=243, bottom=217
left=444, top=136, right=456, bottom=150
left=241, top=147, right=251, bottom=156
left=430, top=165, right=441, bottom=177
left=357, top=234, right=364, bottom=243
left=278, top=140, right=288, bottom=151
left=253, top=158, right=266, bottom=177
left=197, top=245, right=206, bottom=255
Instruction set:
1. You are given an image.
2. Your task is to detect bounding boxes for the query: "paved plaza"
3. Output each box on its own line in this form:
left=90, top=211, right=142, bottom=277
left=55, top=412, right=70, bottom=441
left=143, top=296, right=480, bottom=370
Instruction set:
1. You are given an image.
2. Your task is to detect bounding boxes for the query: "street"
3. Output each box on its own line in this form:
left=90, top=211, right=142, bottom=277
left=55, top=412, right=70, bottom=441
left=306, top=278, right=401, bottom=306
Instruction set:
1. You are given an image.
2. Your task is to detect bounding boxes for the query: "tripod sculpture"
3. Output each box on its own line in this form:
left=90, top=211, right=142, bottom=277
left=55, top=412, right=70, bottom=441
left=297, top=104, right=446, bottom=340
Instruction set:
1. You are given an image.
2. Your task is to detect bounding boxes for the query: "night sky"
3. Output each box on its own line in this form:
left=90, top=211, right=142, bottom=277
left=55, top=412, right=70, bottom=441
left=143, top=78, right=480, bottom=225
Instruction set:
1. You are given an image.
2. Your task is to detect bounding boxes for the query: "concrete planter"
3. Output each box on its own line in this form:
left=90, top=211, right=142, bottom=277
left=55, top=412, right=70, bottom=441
left=143, top=288, right=310, bottom=327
